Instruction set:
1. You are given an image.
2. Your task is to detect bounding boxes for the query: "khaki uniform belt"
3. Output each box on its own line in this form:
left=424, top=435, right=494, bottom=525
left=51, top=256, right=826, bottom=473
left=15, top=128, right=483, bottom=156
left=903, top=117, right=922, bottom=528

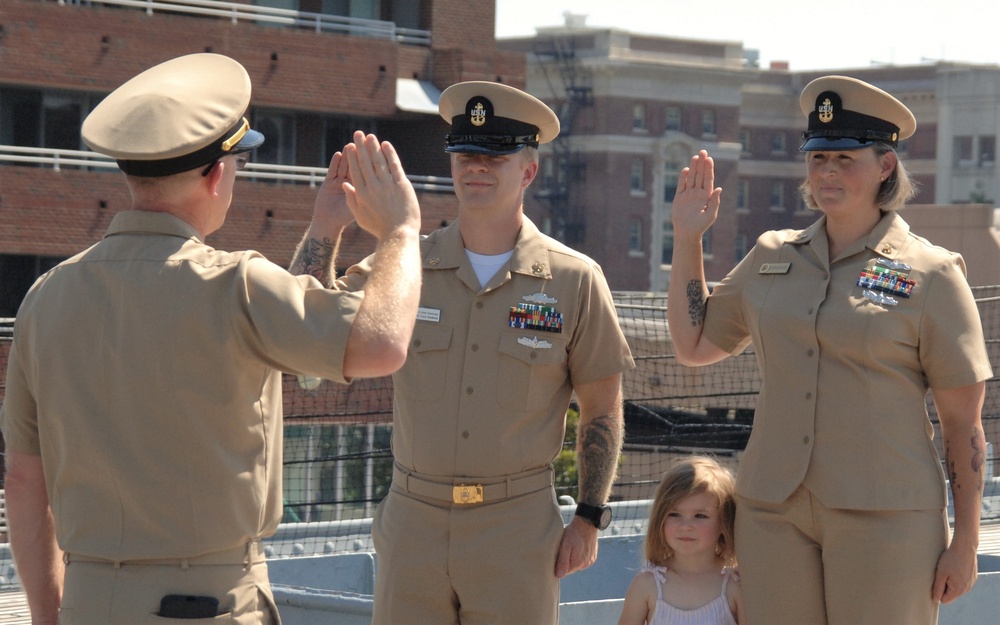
left=63, top=540, right=266, bottom=568
left=393, top=463, right=554, bottom=505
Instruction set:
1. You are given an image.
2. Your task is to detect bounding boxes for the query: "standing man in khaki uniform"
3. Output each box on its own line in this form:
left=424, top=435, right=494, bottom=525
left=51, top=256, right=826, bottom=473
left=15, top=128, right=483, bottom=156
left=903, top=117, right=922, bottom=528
left=314, top=81, right=634, bottom=624
left=668, top=76, right=992, bottom=624
left=0, top=53, right=422, bottom=624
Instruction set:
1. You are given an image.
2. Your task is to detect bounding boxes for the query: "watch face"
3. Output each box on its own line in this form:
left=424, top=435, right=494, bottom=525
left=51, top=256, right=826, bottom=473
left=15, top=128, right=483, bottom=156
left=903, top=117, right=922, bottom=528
left=598, top=507, right=612, bottom=530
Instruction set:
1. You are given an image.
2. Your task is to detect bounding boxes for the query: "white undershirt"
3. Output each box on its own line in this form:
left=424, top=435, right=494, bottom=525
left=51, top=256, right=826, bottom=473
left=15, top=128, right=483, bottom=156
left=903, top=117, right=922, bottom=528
left=465, top=249, right=514, bottom=288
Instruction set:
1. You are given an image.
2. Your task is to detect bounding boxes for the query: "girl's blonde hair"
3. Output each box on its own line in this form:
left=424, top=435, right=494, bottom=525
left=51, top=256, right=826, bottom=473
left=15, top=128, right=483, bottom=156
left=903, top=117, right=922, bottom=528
left=644, top=456, right=737, bottom=566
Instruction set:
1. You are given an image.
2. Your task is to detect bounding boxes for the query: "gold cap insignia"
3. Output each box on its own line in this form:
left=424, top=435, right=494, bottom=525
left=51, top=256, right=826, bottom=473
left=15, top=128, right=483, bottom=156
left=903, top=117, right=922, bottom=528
left=470, top=101, right=487, bottom=127
left=818, top=97, right=834, bottom=124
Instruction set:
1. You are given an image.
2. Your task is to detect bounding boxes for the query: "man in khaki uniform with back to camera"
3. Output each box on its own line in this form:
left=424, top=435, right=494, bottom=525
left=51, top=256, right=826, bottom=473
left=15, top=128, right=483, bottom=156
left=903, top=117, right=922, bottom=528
left=320, top=81, right=635, bottom=624
left=0, top=53, right=422, bottom=624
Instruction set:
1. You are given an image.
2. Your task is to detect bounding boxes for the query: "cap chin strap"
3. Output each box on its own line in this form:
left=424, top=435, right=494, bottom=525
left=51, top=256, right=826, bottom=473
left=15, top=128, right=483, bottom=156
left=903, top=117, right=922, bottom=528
left=445, top=133, right=539, bottom=148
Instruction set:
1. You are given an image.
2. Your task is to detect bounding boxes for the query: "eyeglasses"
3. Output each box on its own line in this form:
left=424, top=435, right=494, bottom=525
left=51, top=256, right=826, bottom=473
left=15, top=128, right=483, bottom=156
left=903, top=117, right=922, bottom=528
left=201, top=151, right=251, bottom=177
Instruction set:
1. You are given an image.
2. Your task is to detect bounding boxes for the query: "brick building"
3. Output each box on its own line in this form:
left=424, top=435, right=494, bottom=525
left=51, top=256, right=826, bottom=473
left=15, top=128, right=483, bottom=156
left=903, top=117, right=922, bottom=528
left=0, top=0, right=525, bottom=316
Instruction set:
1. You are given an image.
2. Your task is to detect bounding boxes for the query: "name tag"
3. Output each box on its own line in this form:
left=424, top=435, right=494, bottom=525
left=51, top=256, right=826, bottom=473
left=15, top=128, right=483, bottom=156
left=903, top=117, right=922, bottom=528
left=759, top=262, right=790, bottom=274
left=416, top=307, right=441, bottom=323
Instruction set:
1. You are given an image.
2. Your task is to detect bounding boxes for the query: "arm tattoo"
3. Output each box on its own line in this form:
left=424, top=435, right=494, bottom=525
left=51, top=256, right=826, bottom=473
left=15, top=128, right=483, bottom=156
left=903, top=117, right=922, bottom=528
left=972, top=429, right=986, bottom=493
left=945, top=442, right=959, bottom=490
left=685, top=279, right=707, bottom=328
left=289, top=236, right=336, bottom=286
left=577, top=414, right=623, bottom=505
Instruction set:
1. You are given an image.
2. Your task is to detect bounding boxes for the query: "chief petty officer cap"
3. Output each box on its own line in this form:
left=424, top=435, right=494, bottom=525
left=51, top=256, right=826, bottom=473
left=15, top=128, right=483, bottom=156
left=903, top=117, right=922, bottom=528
left=82, top=53, right=265, bottom=177
left=799, top=75, right=915, bottom=152
left=439, top=81, right=560, bottom=155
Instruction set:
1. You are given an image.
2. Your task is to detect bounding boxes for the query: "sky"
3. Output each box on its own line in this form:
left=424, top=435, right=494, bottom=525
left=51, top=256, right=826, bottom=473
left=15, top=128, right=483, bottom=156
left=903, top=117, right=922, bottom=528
left=495, top=0, right=1000, bottom=71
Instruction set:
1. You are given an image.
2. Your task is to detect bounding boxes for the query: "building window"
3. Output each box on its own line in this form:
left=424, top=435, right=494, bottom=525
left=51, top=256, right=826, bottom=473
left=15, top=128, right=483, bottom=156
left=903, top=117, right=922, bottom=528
left=632, top=103, right=647, bottom=131
left=771, top=132, right=786, bottom=154
left=629, top=219, right=643, bottom=253
left=323, top=115, right=374, bottom=165
left=734, top=232, right=749, bottom=262
left=736, top=179, right=749, bottom=212
left=662, top=222, right=674, bottom=265
left=701, top=109, right=716, bottom=137
left=0, top=88, right=90, bottom=150
left=954, top=135, right=974, bottom=167
left=0, top=254, right=64, bottom=317
left=318, top=0, right=379, bottom=20
left=253, top=109, right=296, bottom=165
left=770, top=182, right=784, bottom=210
left=540, top=157, right=554, bottom=191
left=662, top=224, right=710, bottom=265
left=739, top=129, right=750, bottom=154
left=663, top=163, right=680, bottom=203
left=979, top=135, right=996, bottom=167
left=665, top=106, right=682, bottom=132
left=630, top=159, right=645, bottom=193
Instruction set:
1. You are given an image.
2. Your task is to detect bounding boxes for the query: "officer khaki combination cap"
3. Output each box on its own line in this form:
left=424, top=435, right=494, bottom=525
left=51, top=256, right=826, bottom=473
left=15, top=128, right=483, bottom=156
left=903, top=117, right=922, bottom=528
left=439, top=81, right=560, bottom=155
left=82, top=53, right=264, bottom=177
left=799, top=75, right=915, bottom=152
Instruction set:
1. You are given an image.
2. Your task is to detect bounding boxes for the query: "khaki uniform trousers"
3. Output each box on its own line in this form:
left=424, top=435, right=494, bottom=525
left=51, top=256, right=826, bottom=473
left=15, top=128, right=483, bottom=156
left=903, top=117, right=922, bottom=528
left=60, top=541, right=281, bottom=624
left=735, top=487, right=947, bottom=625
left=371, top=475, right=565, bottom=625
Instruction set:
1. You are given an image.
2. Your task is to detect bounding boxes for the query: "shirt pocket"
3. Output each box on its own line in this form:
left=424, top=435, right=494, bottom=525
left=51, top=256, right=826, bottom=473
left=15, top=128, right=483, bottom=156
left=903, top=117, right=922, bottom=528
left=496, top=333, right=568, bottom=411
left=395, top=323, right=453, bottom=401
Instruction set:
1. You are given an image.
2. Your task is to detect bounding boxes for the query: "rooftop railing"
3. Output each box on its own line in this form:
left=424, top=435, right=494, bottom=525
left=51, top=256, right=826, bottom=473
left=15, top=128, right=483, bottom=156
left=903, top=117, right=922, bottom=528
left=0, top=145, right=454, bottom=193
left=54, top=0, right=432, bottom=46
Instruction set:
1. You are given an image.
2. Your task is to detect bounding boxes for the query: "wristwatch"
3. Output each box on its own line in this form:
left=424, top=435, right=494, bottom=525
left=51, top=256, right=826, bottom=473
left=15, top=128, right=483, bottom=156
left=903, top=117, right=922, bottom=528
left=575, top=502, right=612, bottom=530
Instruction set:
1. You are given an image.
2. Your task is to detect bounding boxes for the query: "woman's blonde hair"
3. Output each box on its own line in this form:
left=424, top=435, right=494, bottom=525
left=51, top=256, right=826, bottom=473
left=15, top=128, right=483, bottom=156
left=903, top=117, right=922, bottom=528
left=644, top=456, right=737, bottom=567
left=798, top=143, right=918, bottom=212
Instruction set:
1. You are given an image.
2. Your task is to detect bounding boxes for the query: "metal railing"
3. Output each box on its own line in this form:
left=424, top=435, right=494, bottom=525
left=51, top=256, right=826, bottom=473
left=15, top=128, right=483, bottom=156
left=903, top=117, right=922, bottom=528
left=54, top=0, right=431, bottom=46
left=0, top=145, right=454, bottom=193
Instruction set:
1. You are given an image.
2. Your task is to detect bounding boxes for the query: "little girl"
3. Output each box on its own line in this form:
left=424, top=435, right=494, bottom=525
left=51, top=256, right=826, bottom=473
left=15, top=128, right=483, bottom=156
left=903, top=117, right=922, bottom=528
left=618, top=456, right=745, bottom=625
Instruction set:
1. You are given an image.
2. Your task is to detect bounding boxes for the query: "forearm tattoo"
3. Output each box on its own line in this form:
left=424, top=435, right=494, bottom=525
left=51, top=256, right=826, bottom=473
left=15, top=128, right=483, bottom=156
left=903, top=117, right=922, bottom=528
left=972, top=429, right=986, bottom=493
left=946, top=429, right=987, bottom=495
left=577, top=414, right=623, bottom=504
left=289, top=236, right=336, bottom=286
left=685, top=280, right=707, bottom=327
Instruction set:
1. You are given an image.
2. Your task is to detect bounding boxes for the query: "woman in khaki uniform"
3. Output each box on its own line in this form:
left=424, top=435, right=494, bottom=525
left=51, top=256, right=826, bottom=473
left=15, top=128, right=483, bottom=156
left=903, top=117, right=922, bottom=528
left=667, top=76, right=992, bottom=625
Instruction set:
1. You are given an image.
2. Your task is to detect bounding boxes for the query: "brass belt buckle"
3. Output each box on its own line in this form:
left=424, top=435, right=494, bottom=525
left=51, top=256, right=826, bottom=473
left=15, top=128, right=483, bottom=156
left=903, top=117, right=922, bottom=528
left=452, top=484, right=484, bottom=504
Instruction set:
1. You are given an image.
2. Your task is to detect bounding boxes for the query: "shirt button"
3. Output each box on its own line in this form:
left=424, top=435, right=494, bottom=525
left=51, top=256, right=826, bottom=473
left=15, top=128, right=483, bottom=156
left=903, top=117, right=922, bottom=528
left=803, top=436, right=811, bottom=445
left=807, top=349, right=815, bottom=357
left=462, top=431, right=470, bottom=439
left=471, top=344, right=479, bottom=352
left=476, top=301, right=485, bottom=309
left=805, top=392, right=813, bottom=399
left=807, top=308, right=814, bottom=315
left=529, top=352, right=537, bottom=360
left=413, top=339, right=422, bottom=348
left=466, top=386, right=474, bottom=395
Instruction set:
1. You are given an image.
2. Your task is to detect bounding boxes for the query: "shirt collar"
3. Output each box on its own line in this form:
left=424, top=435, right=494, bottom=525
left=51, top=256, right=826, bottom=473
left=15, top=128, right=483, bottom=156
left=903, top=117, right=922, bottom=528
left=787, top=211, right=910, bottom=259
left=105, top=210, right=204, bottom=243
left=422, top=215, right=552, bottom=279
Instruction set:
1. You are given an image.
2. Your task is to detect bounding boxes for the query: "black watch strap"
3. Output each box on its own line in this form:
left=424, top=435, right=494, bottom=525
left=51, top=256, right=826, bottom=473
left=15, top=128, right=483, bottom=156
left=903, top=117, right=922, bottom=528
left=575, top=502, right=612, bottom=530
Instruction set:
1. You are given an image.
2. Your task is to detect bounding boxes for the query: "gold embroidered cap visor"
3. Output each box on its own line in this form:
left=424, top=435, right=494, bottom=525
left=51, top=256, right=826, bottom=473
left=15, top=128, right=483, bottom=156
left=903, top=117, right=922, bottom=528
left=81, top=53, right=265, bottom=177
left=798, top=75, right=915, bottom=152
left=439, top=81, right=560, bottom=155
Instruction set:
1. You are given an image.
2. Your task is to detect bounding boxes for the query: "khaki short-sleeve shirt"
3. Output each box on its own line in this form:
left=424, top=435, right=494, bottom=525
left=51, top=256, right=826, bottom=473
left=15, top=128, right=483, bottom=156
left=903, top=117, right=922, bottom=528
left=704, top=211, right=993, bottom=509
left=0, top=211, right=362, bottom=560
left=342, top=216, right=634, bottom=478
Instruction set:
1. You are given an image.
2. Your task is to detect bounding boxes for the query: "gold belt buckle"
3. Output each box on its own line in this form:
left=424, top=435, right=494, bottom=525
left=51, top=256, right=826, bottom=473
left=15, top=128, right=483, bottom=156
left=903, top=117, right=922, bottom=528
left=452, top=484, right=484, bottom=504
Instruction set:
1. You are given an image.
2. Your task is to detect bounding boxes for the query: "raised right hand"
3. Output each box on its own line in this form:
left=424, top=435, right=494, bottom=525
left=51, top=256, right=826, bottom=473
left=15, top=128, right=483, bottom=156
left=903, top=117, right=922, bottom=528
left=342, top=130, right=421, bottom=241
left=672, top=149, right=722, bottom=242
